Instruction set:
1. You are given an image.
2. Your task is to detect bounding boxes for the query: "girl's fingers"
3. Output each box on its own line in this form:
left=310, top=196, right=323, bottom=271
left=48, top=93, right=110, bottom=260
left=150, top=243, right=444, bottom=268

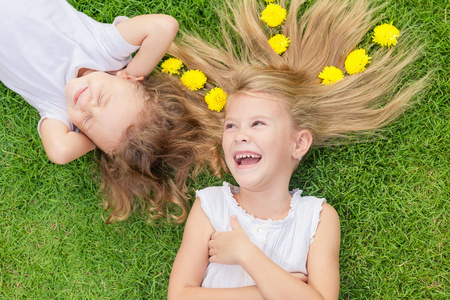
left=229, top=215, right=242, bottom=230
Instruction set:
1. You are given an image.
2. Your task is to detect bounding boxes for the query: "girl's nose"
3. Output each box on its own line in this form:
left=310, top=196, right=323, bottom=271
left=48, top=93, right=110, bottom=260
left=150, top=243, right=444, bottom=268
left=234, top=130, right=251, bottom=143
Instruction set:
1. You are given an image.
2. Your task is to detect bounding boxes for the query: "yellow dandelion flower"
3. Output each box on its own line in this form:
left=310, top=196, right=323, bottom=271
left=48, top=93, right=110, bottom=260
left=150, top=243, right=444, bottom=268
left=205, top=87, right=227, bottom=112
left=268, top=34, right=290, bottom=55
left=161, top=58, right=184, bottom=75
left=373, top=22, right=400, bottom=47
left=345, top=49, right=371, bottom=75
left=261, top=4, right=287, bottom=27
left=180, top=70, right=207, bottom=91
left=318, top=66, right=344, bottom=85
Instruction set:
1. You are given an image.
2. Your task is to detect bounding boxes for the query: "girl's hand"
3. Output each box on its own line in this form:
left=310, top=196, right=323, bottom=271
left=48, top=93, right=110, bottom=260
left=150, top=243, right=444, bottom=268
left=208, top=215, right=254, bottom=265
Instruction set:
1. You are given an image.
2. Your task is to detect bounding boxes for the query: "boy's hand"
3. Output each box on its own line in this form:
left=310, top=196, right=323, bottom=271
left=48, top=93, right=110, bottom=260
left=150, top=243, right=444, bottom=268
left=116, top=70, right=144, bottom=81
left=116, top=14, right=178, bottom=78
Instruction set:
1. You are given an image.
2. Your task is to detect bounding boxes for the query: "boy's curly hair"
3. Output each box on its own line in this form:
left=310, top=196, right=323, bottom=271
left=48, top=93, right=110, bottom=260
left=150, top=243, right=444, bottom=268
left=99, top=74, right=225, bottom=223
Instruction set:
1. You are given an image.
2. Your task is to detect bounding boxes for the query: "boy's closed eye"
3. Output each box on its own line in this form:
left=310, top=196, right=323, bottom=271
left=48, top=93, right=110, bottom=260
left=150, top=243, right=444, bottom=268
left=83, top=115, right=91, bottom=125
left=82, top=94, right=104, bottom=125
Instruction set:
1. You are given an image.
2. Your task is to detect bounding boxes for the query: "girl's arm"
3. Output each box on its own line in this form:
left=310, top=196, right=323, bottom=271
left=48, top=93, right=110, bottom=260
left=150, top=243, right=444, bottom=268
left=168, top=198, right=266, bottom=300
left=305, top=203, right=341, bottom=299
left=209, top=203, right=340, bottom=300
left=40, top=118, right=95, bottom=164
left=115, top=14, right=178, bottom=78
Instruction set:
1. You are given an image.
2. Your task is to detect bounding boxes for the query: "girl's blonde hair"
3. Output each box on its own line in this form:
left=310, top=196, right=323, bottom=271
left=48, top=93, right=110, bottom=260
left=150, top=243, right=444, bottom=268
left=100, top=0, right=427, bottom=223
left=170, top=0, right=427, bottom=145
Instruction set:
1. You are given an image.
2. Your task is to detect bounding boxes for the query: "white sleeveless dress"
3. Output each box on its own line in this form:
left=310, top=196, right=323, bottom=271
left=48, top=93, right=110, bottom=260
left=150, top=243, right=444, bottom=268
left=198, top=182, right=326, bottom=288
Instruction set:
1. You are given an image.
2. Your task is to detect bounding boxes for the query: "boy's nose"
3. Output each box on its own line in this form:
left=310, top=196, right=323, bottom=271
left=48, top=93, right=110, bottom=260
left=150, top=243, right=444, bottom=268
left=78, top=96, right=95, bottom=112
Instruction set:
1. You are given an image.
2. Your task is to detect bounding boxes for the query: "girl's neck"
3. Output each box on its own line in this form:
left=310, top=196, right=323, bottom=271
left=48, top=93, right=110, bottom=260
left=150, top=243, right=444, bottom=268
left=233, top=185, right=293, bottom=221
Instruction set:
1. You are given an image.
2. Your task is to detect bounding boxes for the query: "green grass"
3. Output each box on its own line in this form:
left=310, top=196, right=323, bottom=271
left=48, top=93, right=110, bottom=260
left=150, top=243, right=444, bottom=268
left=1, top=0, right=448, bottom=298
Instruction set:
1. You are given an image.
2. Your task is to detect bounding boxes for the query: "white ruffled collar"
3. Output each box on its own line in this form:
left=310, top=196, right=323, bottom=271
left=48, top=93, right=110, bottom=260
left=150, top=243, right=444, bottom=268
left=222, top=182, right=303, bottom=227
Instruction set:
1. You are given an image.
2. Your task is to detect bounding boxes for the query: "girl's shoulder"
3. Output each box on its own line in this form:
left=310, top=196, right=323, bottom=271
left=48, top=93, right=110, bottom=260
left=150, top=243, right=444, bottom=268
left=196, top=182, right=235, bottom=202
left=318, top=203, right=339, bottom=224
left=291, top=190, right=327, bottom=213
left=196, top=182, right=237, bottom=231
left=290, top=191, right=338, bottom=244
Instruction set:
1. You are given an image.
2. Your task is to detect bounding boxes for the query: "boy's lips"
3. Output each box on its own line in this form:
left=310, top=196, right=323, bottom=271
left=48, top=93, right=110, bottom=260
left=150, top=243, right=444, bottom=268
left=74, top=87, right=88, bottom=105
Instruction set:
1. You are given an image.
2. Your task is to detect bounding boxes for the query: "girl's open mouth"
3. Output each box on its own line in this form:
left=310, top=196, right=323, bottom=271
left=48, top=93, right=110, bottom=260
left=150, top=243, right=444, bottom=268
left=234, top=153, right=262, bottom=166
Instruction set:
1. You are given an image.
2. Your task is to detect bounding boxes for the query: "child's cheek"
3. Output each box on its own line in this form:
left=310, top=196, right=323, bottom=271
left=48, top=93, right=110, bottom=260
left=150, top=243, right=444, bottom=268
left=67, top=109, right=85, bottom=130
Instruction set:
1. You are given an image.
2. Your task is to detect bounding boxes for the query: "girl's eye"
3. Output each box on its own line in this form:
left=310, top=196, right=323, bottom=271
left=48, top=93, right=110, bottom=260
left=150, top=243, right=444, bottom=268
left=225, top=123, right=236, bottom=129
left=252, top=120, right=264, bottom=126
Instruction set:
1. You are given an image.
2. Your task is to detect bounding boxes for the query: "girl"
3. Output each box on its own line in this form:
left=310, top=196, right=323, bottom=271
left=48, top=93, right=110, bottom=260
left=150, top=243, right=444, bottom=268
left=0, top=0, right=224, bottom=222
left=168, top=0, right=426, bottom=298
left=169, top=91, right=340, bottom=299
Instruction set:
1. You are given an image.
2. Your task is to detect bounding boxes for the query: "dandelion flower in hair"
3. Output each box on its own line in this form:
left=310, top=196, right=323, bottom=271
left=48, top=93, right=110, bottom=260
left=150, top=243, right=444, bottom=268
left=180, top=70, right=208, bottom=91
left=373, top=22, right=400, bottom=47
left=261, top=4, right=287, bottom=27
left=205, top=87, right=227, bottom=112
left=268, top=34, right=290, bottom=55
left=161, top=57, right=184, bottom=75
left=345, top=49, right=371, bottom=75
left=318, top=66, right=344, bottom=85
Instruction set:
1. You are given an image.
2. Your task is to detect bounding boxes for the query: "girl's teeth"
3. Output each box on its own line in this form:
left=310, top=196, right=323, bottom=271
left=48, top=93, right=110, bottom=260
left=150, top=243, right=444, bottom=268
left=235, top=154, right=261, bottom=159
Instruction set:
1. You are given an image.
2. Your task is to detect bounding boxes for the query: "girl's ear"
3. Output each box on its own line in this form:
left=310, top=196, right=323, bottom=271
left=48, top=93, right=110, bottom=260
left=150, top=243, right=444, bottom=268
left=116, top=70, right=145, bottom=81
left=292, top=129, right=313, bottom=160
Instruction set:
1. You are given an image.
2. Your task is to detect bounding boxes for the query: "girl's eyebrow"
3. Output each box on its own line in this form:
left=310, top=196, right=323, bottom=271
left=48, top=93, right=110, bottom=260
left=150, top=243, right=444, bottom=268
left=223, top=115, right=236, bottom=122
left=224, top=114, right=272, bottom=122
left=247, top=114, right=272, bottom=121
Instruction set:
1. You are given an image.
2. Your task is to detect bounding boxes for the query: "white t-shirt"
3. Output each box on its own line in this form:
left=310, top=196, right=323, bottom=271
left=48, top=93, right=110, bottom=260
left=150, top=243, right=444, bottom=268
left=0, top=0, right=139, bottom=133
left=197, top=182, right=325, bottom=288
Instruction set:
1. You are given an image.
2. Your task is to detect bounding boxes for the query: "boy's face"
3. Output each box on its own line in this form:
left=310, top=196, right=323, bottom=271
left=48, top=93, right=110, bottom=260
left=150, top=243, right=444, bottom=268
left=66, top=71, right=144, bottom=153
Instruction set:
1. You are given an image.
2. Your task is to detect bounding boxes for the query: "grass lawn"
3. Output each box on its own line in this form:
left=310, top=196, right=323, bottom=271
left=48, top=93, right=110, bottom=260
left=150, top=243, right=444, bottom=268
left=0, top=0, right=448, bottom=298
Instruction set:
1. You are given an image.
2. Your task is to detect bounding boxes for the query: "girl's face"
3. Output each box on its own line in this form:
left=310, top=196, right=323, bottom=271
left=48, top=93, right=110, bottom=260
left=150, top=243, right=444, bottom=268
left=222, top=93, right=299, bottom=191
left=66, top=71, right=145, bottom=153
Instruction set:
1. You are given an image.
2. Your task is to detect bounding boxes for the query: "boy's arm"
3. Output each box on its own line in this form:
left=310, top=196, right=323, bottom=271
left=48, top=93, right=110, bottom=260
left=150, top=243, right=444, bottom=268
left=40, top=118, right=95, bottom=164
left=209, top=204, right=340, bottom=300
left=167, top=198, right=265, bottom=300
left=115, top=14, right=179, bottom=78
